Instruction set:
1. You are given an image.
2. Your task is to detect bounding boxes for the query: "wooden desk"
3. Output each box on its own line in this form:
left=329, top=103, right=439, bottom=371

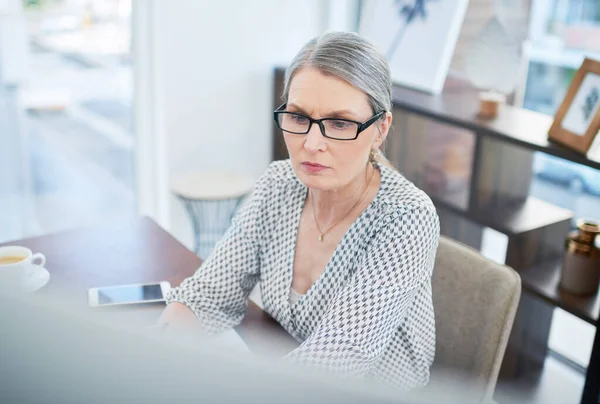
left=0, top=217, right=298, bottom=354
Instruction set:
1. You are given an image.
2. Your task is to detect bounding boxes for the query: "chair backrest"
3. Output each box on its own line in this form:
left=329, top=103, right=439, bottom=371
left=429, top=236, right=521, bottom=403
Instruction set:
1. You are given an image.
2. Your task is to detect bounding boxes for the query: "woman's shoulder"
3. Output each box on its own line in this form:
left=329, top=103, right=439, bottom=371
left=376, top=164, right=437, bottom=218
left=370, top=164, right=440, bottom=252
left=252, top=159, right=301, bottom=199
left=233, top=160, right=298, bottom=233
left=263, top=159, right=297, bottom=183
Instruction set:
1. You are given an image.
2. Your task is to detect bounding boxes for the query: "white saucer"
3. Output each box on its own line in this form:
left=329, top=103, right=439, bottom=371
left=23, top=266, right=50, bottom=292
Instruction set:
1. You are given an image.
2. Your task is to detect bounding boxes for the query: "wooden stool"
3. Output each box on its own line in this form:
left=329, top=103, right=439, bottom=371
left=172, top=171, right=255, bottom=259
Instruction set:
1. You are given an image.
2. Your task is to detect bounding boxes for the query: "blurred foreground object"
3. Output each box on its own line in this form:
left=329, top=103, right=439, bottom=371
left=0, top=290, right=519, bottom=404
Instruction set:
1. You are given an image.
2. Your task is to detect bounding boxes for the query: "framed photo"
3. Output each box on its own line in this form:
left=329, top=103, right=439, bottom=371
left=358, top=0, right=469, bottom=94
left=548, top=58, right=600, bottom=154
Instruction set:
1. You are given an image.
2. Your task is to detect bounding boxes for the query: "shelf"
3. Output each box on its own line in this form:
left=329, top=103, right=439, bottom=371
left=469, top=197, right=574, bottom=236
left=430, top=190, right=574, bottom=237
left=390, top=77, right=600, bottom=172
left=520, top=257, right=600, bottom=326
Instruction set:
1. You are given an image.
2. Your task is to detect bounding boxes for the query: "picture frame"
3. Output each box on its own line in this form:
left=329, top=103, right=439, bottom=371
left=548, top=58, right=600, bottom=154
left=358, top=0, right=469, bottom=94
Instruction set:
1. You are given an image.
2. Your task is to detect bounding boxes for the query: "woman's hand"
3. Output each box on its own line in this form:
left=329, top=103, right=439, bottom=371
left=154, top=302, right=204, bottom=335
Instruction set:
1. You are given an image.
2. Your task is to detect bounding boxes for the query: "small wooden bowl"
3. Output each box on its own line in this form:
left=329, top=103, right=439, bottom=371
left=478, top=91, right=506, bottom=119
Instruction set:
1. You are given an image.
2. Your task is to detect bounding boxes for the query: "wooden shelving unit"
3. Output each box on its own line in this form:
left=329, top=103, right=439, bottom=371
left=520, top=258, right=599, bottom=327
left=390, top=78, right=600, bottom=171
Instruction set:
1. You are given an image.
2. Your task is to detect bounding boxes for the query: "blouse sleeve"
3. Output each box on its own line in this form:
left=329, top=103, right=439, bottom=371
left=284, top=204, right=440, bottom=377
left=165, top=165, right=277, bottom=334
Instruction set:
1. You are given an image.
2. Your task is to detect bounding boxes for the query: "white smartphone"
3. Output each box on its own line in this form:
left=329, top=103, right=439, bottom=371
left=88, top=281, right=171, bottom=307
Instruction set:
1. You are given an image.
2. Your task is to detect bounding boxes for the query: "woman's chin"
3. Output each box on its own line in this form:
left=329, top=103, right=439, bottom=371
left=294, top=168, right=336, bottom=191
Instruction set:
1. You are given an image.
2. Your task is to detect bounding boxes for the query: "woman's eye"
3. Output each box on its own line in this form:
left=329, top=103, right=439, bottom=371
left=291, top=115, right=308, bottom=124
left=329, top=120, right=352, bottom=130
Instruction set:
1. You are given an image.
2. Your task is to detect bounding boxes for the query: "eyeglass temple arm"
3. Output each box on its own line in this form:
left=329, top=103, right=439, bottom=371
left=358, top=111, right=386, bottom=132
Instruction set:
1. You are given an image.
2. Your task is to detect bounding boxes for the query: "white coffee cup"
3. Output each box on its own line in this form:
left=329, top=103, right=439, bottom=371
left=0, top=246, right=46, bottom=291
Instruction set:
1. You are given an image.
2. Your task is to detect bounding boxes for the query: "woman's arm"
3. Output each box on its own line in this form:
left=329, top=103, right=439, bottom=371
left=158, top=165, right=278, bottom=335
left=155, top=301, right=204, bottom=334
left=284, top=204, right=440, bottom=377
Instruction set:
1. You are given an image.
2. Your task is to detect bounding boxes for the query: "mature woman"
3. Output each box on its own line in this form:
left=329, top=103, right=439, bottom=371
left=158, top=31, right=440, bottom=390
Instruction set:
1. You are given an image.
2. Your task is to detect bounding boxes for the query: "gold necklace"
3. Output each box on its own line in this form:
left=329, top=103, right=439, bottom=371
left=311, top=167, right=375, bottom=242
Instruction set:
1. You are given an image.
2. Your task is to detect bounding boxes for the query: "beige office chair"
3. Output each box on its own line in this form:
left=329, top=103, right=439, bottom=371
left=426, top=236, right=521, bottom=404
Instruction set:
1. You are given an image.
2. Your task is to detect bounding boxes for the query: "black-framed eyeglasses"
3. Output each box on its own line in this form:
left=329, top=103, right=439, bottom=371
left=273, top=103, right=386, bottom=141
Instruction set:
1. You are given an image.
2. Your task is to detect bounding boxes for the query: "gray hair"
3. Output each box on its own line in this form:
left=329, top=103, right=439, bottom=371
left=282, top=31, right=394, bottom=167
left=282, top=31, right=392, bottom=114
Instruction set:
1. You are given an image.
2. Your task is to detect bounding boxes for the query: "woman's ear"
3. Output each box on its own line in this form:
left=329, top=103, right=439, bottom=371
left=373, top=112, right=392, bottom=149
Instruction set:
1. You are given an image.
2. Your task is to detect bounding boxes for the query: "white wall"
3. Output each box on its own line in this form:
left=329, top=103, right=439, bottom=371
left=160, top=0, right=326, bottom=178
left=138, top=0, right=329, bottom=246
left=0, top=0, right=29, bottom=86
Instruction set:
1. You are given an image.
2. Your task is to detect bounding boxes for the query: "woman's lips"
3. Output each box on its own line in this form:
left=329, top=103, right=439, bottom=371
left=301, top=162, right=329, bottom=173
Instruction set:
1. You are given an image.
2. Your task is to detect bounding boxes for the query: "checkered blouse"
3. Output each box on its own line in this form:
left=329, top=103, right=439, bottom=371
left=167, top=160, right=440, bottom=390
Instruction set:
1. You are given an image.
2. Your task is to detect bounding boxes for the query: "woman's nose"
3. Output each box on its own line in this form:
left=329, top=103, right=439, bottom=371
left=303, top=123, right=326, bottom=153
